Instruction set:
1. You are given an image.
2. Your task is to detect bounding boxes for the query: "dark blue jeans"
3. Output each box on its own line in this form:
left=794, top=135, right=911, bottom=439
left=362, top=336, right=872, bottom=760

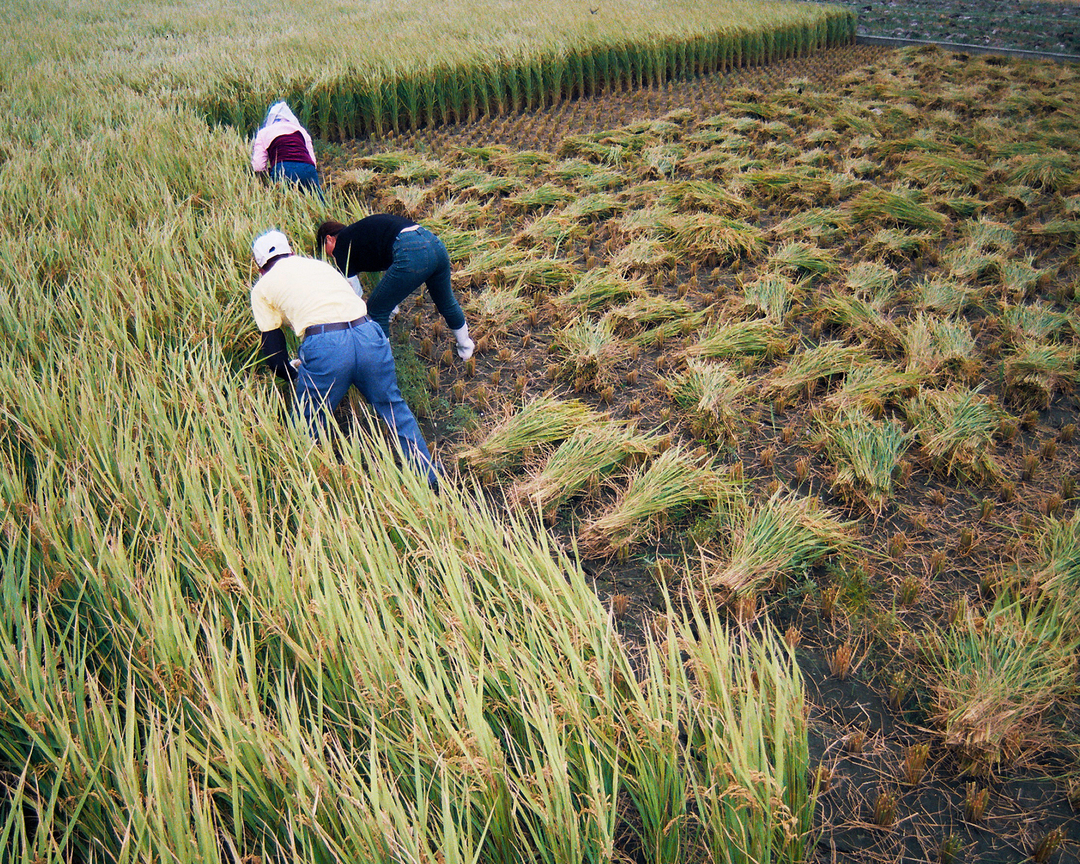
left=368, top=227, right=465, bottom=337
left=295, top=320, right=439, bottom=487
left=270, top=161, right=325, bottom=202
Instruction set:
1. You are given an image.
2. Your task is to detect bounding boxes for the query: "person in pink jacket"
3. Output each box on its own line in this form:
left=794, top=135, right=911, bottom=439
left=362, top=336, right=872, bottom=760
left=250, top=102, right=324, bottom=199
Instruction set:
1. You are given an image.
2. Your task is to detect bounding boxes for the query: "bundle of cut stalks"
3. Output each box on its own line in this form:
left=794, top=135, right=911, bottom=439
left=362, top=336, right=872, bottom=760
left=702, top=490, right=856, bottom=599
left=457, top=396, right=599, bottom=477
left=511, top=421, right=658, bottom=519
left=577, top=446, right=740, bottom=557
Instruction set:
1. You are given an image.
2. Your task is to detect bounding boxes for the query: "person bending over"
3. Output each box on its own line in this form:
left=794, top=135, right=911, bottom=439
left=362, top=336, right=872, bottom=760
left=316, top=215, right=474, bottom=359
left=251, top=102, right=324, bottom=199
left=250, top=229, right=439, bottom=488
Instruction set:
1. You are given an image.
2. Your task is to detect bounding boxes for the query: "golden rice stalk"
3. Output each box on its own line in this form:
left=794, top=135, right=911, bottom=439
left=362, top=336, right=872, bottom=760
left=511, top=422, right=657, bottom=517
left=457, top=396, right=600, bottom=476
left=704, top=490, right=857, bottom=598
left=578, top=447, right=738, bottom=557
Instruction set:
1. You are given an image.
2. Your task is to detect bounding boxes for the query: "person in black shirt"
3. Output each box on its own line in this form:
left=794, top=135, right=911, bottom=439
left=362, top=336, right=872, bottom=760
left=317, top=215, right=474, bottom=359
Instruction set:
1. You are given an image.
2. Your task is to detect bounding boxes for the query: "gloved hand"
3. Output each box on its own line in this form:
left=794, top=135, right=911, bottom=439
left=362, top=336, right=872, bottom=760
left=290, top=358, right=301, bottom=370
left=452, top=325, right=475, bottom=361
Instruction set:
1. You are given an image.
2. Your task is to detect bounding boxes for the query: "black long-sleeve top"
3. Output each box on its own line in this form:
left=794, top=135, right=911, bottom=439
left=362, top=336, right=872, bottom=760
left=330, top=214, right=416, bottom=276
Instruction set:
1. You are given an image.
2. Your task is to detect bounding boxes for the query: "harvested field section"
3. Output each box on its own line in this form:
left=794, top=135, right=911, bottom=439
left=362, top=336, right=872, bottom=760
left=328, top=44, right=1080, bottom=863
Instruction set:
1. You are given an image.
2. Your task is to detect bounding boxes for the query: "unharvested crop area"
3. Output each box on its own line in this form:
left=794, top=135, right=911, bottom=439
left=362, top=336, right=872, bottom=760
left=1, top=0, right=1079, bottom=863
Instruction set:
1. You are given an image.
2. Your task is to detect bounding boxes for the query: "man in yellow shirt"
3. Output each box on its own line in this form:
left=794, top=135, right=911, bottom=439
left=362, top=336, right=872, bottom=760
left=250, top=230, right=440, bottom=488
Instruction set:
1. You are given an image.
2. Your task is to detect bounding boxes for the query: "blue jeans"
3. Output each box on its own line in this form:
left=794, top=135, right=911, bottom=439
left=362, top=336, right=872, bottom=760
left=270, top=161, right=326, bottom=202
left=368, top=227, right=465, bottom=336
left=295, top=320, right=439, bottom=487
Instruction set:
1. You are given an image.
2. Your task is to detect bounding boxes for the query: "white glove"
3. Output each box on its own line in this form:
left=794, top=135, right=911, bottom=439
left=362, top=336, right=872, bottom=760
left=290, top=358, right=302, bottom=370
left=453, top=325, right=475, bottom=361
left=346, top=275, right=363, bottom=298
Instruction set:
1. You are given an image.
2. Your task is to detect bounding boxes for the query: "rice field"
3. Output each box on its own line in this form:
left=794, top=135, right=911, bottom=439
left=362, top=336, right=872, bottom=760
left=342, top=43, right=1080, bottom=864
left=1, top=0, right=1079, bottom=860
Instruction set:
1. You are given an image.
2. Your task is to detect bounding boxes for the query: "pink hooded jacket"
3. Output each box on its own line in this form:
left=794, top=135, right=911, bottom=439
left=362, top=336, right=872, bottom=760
left=250, top=102, right=317, bottom=172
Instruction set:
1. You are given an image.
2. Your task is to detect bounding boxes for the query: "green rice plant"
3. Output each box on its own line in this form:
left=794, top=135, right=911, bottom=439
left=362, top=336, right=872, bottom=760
left=849, top=186, right=947, bottom=232
left=551, top=317, right=629, bottom=389
left=740, top=273, right=800, bottom=322
left=603, top=295, right=701, bottom=337
left=686, top=318, right=791, bottom=364
left=865, top=227, right=937, bottom=262
left=674, top=610, right=813, bottom=864
left=1004, top=150, right=1078, bottom=193
left=999, top=302, right=1068, bottom=343
left=904, top=386, right=1005, bottom=484
left=768, top=240, right=837, bottom=280
left=560, top=267, right=646, bottom=312
left=511, top=422, right=657, bottom=517
left=816, top=291, right=903, bottom=352
left=912, top=276, right=980, bottom=316
left=900, top=313, right=978, bottom=380
left=773, top=207, right=850, bottom=244
left=658, top=179, right=754, bottom=218
left=660, top=213, right=765, bottom=266
left=505, top=182, right=576, bottom=213
left=561, top=191, right=625, bottom=222
left=577, top=446, right=738, bottom=557
left=764, top=342, right=870, bottom=402
left=929, top=593, right=1080, bottom=773
left=1003, top=339, right=1079, bottom=409
left=815, top=408, right=913, bottom=513
left=822, top=363, right=921, bottom=416
left=844, top=261, right=898, bottom=304
left=666, top=359, right=751, bottom=446
left=499, top=256, right=578, bottom=295
left=457, top=396, right=600, bottom=476
left=704, top=489, right=856, bottom=598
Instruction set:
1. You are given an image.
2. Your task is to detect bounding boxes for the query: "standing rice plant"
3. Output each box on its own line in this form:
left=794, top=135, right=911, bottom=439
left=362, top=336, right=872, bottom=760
left=677, top=609, right=813, bottom=864
left=904, top=386, right=1006, bottom=484
left=815, top=408, right=913, bottom=514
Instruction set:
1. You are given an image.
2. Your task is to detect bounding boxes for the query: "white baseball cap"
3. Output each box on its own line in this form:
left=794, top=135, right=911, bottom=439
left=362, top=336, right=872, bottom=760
left=252, top=230, right=292, bottom=268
